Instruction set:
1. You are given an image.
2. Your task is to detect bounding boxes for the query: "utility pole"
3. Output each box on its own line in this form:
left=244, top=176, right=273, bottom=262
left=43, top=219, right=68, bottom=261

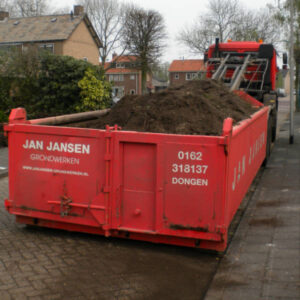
left=289, top=0, right=295, bottom=144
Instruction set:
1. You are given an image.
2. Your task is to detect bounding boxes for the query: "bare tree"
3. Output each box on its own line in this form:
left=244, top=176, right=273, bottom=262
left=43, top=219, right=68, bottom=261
left=178, top=0, right=239, bottom=54
left=50, top=6, right=70, bottom=14
left=232, top=6, right=281, bottom=44
left=178, top=0, right=281, bottom=55
left=79, top=0, right=125, bottom=65
left=177, top=19, right=216, bottom=54
left=0, top=0, right=67, bottom=17
left=273, top=0, right=300, bottom=111
left=121, top=5, right=166, bottom=94
left=11, top=0, right=50, bottom=17
left=206, top=0, right=239, bottom=42
left=0, top=0, right=15, bottom=16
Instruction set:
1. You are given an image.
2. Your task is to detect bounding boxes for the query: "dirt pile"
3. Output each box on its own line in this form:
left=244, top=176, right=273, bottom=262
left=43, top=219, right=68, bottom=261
left=83, top=79, right=258, bottom=136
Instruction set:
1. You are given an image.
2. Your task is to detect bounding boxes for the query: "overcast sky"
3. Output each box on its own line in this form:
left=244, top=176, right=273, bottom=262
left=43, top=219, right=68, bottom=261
left=52, top=0, right=275, bottom=62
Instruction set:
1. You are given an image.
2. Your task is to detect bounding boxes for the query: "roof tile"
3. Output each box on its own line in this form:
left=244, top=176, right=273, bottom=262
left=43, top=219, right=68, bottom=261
left=169, top=59, right=205, bottom=72
left=0, top=14, right=84, bottom=44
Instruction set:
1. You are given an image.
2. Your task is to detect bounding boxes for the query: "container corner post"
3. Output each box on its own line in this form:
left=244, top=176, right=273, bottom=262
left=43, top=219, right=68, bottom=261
left=8, top=107, right=28, bottom=124
left=221, top=118, right=233, bottom=156
left=222, top=118, right=233, bottom=137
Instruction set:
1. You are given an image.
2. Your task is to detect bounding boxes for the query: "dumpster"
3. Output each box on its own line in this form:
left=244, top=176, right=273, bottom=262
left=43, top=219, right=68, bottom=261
left=4, top=92, right=268, bottom=251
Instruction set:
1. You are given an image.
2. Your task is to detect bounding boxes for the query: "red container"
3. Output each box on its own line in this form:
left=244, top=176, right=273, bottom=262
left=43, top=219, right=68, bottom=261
left=4, top=92, right=268, bottom=251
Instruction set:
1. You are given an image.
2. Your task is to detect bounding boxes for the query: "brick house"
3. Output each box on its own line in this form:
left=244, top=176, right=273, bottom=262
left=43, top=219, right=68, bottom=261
left=0, top=5, right=101, bottom=65
left=168, top=59, right=205, bottom=86
left=105, top=54, right=153, bottom=101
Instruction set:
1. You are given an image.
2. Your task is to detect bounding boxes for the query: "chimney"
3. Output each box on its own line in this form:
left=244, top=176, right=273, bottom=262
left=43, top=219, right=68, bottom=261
left=112, top=52, right=117, bottom=60
left=0, top=11, right=9, bottom=21
left=74, top=5, right=84, bottom=16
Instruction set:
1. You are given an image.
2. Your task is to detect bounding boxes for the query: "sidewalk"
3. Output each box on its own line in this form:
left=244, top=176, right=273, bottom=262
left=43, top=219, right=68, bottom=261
left=205, top=112, right=300, bottom=299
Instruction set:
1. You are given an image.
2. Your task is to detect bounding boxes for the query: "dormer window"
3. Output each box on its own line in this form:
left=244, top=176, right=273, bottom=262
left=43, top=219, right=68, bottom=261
left=116, top=63, right=125, bottom=68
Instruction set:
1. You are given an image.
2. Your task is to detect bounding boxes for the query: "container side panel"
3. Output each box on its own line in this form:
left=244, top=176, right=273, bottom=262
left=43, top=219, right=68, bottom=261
left=226, top=109, right=268, bottom=225
left=8, top=130, right=107, bottom=226
left=120, top=143, right=156, bottom=231
left=163, top=142, right=225, bottom=232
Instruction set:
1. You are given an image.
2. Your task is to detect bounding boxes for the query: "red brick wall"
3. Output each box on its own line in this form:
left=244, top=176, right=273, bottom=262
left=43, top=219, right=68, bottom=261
left=169, top=72, right=199, bottom=87
left=106, top=73, right=141, bottom=96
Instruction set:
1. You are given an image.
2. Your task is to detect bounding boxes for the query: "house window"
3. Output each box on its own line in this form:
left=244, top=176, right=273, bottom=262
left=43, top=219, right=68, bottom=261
left=116, top=63, right=125, bottom=68
left=174, top=73, right=179, bottom=80
left=0, top=44, right=22, bottom=53
left=186, top=73, right=197, bottom=80
left=108, top=74, right=124, bottom=82
left=83, top=57, right=88, bottom=62
left=112, top=87, right=124, bottom=98
left=130, top=74, right=135, bottom=80
left=39, top=43, right=54, bottom=53
left=130, top=89, right=135, bottom=95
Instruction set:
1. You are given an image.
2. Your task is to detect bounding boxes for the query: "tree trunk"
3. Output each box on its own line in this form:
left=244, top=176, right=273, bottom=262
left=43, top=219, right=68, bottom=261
left=141, top=61, right=148, bottom=95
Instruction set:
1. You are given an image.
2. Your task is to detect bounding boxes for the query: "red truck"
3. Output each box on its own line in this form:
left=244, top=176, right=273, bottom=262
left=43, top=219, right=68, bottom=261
left=206, top=39, right=279, bottom=157
left=4, top=40, right=278, bottom=252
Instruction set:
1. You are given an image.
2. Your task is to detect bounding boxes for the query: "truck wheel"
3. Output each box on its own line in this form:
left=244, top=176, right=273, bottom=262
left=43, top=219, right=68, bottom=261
left=263, top=120, right=272, bottom=166
left=271, top=113, right=277, bottom=142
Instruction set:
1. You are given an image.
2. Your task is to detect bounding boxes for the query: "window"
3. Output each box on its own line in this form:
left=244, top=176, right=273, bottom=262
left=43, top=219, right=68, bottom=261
left=112, top=87, right=124, bottom=98
left=186, top=73, right=197, bottom=80
left=108, top=74, right=124, bottom=82
left=116, top=63, right=125, bottom=68
left=174, top=73, right=179, bottom=80
left=83, top=57, right=88, bottom=62
left=130, top=74, right=135, bottom=80
left=0, top=44, right=22, bottom=53
left=39, top=43, right=54, bottom=53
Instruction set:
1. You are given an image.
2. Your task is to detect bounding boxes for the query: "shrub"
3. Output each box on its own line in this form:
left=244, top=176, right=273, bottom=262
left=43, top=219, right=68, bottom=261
left=77, top=68, right=111, bottom=111
left=0, top=51, right=112, bottom=120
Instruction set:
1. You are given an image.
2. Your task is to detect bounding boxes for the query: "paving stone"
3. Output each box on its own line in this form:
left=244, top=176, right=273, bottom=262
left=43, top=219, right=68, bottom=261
left=222, top=287, right=261, bottom=300
left=0, top=291, right=12, bottom=300
left=262, top=281, right=300, bottom=298
left=265, top=269, right=299, bottom=282
left=0, top=175, right=220, bottom=300
left=270, top=248, right=300, bottom=258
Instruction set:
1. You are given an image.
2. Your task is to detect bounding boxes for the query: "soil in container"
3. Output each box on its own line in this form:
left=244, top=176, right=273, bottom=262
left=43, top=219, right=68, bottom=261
left=76, top=79, right=259, bottom=136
